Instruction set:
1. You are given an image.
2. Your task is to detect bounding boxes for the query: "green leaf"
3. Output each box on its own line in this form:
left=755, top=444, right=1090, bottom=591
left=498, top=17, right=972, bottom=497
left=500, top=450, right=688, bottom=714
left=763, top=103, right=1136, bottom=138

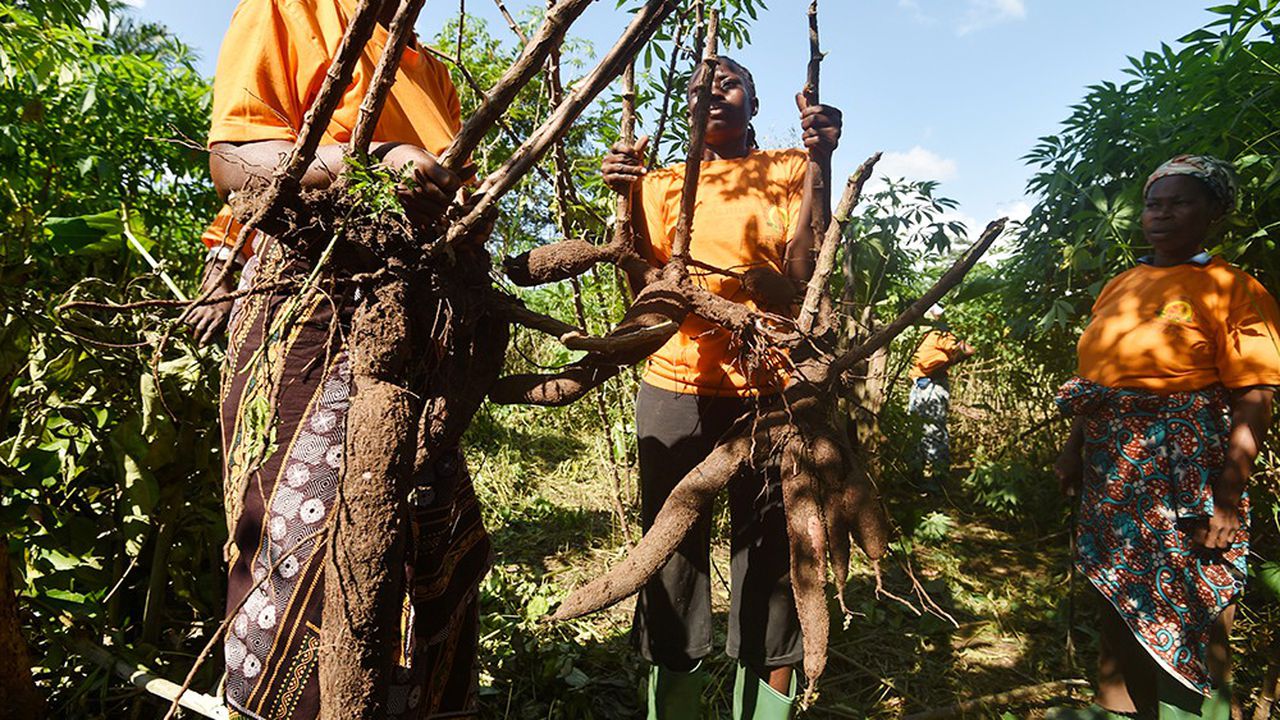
left=1258, top=561, right=1280, bottom=602
left=41, top=209, right=126, bottom=257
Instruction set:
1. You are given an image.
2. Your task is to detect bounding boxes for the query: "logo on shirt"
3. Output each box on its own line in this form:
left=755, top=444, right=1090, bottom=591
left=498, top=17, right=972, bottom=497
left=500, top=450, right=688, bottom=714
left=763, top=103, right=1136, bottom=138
left=1156, top=299, right=1196, bottom=326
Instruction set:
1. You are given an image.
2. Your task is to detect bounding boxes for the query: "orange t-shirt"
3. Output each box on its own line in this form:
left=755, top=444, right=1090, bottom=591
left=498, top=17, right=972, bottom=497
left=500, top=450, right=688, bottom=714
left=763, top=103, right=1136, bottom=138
left=208, top=0, right=460, bottom=154
left=909, top=329, right=961, bottom=379
left=200, top=205, right=257, bottom=259
left=636, top=148, right=808, bottom=397
left=1076, top=257, right=1280, bottom=392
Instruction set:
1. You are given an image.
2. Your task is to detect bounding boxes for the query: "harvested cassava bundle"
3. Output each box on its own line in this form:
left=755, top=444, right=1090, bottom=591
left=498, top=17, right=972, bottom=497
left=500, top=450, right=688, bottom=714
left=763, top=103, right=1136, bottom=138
left=506, top=0, right=1010, bottom=707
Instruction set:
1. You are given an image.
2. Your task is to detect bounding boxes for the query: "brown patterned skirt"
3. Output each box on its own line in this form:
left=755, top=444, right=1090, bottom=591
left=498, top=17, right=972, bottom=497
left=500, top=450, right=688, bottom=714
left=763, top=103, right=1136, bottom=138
left=220, top=241, right=491, bottom=719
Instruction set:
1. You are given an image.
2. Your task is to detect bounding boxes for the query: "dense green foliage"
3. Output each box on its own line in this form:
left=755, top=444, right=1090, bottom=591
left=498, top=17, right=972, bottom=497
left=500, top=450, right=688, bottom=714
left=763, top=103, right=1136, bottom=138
left=0, top=3, right=225, bottom=716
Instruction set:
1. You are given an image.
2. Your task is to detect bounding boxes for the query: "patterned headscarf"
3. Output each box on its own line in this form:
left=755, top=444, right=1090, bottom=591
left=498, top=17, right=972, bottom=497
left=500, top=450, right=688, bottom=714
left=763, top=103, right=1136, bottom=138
left=1144, top=154, right=1238, bottom=209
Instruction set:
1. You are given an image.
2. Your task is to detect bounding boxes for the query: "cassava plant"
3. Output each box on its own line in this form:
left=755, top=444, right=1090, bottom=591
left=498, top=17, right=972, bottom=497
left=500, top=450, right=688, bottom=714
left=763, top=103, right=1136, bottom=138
left=62, top=0, right=1008, bottom=713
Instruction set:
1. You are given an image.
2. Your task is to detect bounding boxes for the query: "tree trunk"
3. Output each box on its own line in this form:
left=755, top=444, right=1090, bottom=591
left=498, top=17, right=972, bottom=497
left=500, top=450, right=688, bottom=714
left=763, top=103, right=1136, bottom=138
left=0, top=541, right=45, bottom=720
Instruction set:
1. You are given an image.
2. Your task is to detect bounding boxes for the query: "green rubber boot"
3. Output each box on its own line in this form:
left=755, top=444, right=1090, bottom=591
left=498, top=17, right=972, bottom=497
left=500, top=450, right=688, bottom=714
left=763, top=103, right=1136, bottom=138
left=732, top=664, right=796, bottom=720
left=1155, top=670, right=1231, bottom=720
left=1156, top=689, right=1231, bottom=720
left=646, top=662, right=705, bottom=720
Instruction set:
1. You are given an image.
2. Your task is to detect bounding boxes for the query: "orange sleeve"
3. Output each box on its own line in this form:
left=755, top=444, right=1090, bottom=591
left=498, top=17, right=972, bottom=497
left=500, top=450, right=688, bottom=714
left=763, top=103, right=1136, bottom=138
left=200, top=206, right=256, bottom=259
left=209, top=0, right=324, bottom=145
left=937, top=332, right=961, bottom=359
left=635, top=170, right=673, bottom=265
left=1216, top=273, right=1280, bottom=388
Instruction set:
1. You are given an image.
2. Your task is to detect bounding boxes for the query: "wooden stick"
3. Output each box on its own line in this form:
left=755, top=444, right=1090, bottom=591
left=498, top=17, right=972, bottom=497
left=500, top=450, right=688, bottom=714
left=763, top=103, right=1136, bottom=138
left=281, top=0, right=383, bottom=185
left=423, top=45, right=559, bottom=188
left=456, top=0, right=465, bottom=61
left=350, top=0, right=429, bottom=156
left=444, top=0, right=678, bottom=246
left=902, top=679, right=1090, bottom=720
left=803, top=0, right=830, bottom=241
left=797, top=152, right=880, bottom=333
left=614, top=62, right=637, bottom=248
left=492, top=0, right=528, bottom=45
left=75, top=640, right=228, bottom=720
left=438, top=0, right=595, bottom=174
left=666, top=9, right=719, bottom=264
left=831, top=218, right=1006, bottom=375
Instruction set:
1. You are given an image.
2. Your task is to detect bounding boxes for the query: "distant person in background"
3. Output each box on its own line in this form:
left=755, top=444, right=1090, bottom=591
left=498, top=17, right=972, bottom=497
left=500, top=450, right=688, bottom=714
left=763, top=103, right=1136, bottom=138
left=907, top=305, right=974, bottom=484
left=1051, top=155, right=1280, bottom=720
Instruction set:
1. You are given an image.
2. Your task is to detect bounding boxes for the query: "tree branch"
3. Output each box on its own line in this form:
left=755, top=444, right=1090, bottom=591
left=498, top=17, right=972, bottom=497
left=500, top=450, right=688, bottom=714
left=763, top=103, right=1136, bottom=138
left=665, top=9, right=719, bottom=265
left=491, top=0, right=528, bottom=45
left=350, top=0, right=428, bottom=156
left=797, top=152, right=881, bottom=333
left=831, top=218, right=1006, bottom=375
left=438, top=0, right=596, bottom=174
left=803, top=0, right=830, bottom=241
left=443, top=0, right=679, bottom=247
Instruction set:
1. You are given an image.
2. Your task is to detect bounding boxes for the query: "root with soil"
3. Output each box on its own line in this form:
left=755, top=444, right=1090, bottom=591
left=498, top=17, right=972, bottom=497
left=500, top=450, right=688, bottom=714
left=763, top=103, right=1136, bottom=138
left=73, top=0, right=1006, bottom=713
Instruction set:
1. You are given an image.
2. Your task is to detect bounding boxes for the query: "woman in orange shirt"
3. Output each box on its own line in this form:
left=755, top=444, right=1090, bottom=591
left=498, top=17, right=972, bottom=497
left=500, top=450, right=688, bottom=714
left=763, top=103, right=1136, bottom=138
left=206, top=2, right=485, bottom=718
left=1051, top=156, right=1280, bottom=720
left=601, top=58, right=841, bottom=718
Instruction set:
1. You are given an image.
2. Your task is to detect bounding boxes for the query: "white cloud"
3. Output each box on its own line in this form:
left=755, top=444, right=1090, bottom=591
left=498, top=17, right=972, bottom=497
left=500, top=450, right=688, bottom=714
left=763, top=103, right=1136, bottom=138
left=120, top=0, right=145, bottom=6
left=994, top=198, right=1032, bottom=223
left=957, top=0, right=1026, bottom=36
left=898, top=0, right=934, bottom=23
left=872, top=146, right=959, bottom=189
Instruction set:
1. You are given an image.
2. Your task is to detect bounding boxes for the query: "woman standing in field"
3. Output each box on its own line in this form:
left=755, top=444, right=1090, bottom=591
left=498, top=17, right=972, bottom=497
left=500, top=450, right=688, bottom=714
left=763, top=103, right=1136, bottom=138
left=1052, top=156, right=1280, bottom=720
left=206, top=1, right=487, bottom=717
left=601, top=58, right=841, bottom=719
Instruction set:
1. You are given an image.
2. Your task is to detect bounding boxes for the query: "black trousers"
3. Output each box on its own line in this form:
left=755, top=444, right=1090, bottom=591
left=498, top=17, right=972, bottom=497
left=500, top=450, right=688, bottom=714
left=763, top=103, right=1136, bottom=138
left=631, top=383, right=803, bottom=669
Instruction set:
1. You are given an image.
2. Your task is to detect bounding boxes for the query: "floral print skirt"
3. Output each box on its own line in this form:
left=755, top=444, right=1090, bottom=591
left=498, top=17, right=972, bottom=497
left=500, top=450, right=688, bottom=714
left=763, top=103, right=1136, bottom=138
left=1055, top=377, right=1247, bottom=695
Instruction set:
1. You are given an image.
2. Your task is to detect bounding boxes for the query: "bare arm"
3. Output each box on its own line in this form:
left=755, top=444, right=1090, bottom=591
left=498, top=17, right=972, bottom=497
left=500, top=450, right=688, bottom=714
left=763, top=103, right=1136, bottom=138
left=210, top=140, right=464, bottom=228
left=209, top=141, right=353, bottom=199
left=1054, top=415, right=1087, bottom=496
left=601, top=136, right=653, bottom=294
left=1201, top=386, right=1274, bottom=549
left=783, top=94, right=841, bottom=283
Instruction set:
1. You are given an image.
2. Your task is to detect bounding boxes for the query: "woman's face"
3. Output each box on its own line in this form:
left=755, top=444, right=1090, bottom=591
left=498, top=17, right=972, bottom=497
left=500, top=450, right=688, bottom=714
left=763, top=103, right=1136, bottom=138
left=1142, top=175, right=1223, bottom=259
left=695, top=65, right=755, bottom=147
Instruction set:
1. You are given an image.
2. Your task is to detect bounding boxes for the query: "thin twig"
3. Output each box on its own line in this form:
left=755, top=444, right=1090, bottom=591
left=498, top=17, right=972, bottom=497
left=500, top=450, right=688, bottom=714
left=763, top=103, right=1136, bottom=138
left=438, top=0, right=596, bottom=173
left=444, top=0, right=678, bottom=247
left=491, top=0, right=528, bottom=45
left=351, top=0, right=429, bottom=155
left=59, top=280, right=299, bottom=314
left=797, top=153, right=881, bottom=333
left=646, top=13, right=689, bottom=168
left=665, top=9, right=719, bottom=264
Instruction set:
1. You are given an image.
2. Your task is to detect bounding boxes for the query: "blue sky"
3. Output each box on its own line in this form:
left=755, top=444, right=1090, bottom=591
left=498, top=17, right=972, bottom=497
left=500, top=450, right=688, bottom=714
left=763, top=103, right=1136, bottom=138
left=129, top=0, right=1216, bottom=237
